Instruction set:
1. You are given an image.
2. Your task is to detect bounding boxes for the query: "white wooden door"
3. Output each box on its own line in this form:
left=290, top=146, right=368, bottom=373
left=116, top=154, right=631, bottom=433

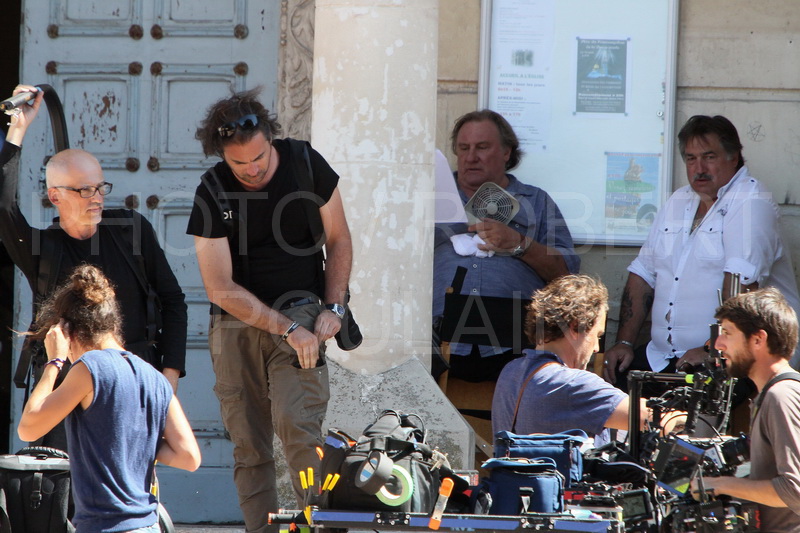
left=16, top=0, right=280, bottom=523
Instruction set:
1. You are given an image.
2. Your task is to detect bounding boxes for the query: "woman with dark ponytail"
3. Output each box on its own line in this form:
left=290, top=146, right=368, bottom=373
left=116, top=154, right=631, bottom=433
left=17, top=264, right=201, bottom=533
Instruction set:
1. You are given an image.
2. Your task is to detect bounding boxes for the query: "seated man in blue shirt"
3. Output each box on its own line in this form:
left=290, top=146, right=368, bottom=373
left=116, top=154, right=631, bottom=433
left=433, top=110, right=579, bottom=381
left=492, top=275, right=635, bottom=437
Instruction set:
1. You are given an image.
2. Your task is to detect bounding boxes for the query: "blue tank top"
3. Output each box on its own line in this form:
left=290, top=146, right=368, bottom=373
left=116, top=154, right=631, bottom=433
left=66, top=349, right=172, bottom=532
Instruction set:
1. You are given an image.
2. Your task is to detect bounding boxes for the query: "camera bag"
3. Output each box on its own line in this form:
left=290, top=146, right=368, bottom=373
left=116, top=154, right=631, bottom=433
left=493, top=429, right=588, bottom=487
left=475, top=457, right=564, bottom=515
left=320, top=410, right=450, bottom=513
left=499, top=361, right=589, bottom=487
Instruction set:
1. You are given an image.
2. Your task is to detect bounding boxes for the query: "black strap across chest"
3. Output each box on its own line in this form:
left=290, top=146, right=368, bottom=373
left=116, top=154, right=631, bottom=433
left=752, top=370, right=800, bottom=420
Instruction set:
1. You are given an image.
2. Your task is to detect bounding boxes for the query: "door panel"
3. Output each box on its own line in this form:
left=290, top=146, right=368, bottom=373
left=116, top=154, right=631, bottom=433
left=17, top=0, right=280, bottom=523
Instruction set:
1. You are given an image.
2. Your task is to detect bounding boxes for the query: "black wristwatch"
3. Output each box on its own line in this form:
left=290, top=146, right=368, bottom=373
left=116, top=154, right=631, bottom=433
left=326, top=303, right=346, bottom=319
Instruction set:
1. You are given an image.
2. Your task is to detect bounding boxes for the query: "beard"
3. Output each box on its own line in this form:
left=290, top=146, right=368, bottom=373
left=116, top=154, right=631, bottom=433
left=232, top=166, right=267, bottom=186
left=724, top=348, right=755, bottom=379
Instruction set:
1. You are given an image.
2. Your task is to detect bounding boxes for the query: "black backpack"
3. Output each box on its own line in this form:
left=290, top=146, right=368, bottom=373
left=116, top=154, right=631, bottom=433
left=0, top=447, right=175, bottom=533
left=0, top=447, right=73, bottom=533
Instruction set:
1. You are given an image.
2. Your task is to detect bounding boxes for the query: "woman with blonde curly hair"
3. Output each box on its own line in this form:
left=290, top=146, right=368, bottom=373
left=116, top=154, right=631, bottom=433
left=17, top=264, right=200, bottom=533
left=492, top=275, right=641, bottom=437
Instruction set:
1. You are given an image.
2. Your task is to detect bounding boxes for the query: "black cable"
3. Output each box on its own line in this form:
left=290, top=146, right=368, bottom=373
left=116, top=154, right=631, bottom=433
left=38, top=84, right=70, bottom=151
left=694, top=414, right=723, bottom=438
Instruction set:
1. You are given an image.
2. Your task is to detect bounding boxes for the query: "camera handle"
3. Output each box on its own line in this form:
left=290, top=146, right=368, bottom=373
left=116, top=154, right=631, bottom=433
left=1, top=84, right=69, bottom=151
left=628, top=370, right=690, bottom=460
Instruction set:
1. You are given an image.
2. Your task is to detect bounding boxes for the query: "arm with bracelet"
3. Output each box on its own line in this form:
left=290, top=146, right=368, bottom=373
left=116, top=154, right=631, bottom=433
left=194, top=236, right=322, bottom=369
left=18, top=321, right=93, bottom=442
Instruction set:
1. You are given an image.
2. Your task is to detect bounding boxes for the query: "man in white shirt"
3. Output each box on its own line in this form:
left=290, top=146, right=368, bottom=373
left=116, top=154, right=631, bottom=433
left=603, top=115, right=800, bottom=390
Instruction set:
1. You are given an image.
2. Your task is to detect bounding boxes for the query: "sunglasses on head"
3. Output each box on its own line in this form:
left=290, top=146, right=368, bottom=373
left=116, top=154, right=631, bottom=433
left=217, top=114, right=259, bottom=138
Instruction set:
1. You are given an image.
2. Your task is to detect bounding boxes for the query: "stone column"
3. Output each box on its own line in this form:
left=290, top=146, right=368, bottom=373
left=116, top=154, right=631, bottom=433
left=311, top=0, right=472, bottom=467
left=277, top=0, right=315, bottom=140
left=312, top=0, right=439, bottom=374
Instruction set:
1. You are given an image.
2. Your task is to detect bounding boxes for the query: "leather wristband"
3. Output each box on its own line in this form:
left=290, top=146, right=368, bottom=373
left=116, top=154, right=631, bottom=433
left=281, top=321, right=300, bottom=341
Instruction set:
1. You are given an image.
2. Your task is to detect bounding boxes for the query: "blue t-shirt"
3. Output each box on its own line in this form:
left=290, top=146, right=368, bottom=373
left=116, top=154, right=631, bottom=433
left=492, top=349, right=627, bottom=436
left=66, top=349, right=172, bottom=532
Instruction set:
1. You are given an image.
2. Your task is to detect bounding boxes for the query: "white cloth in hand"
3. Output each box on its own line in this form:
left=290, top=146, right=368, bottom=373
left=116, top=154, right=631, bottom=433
left=450, top=234, right=495, bottom=258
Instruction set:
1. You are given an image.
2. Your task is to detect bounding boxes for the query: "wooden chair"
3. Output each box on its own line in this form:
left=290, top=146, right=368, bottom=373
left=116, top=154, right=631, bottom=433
left=436, top=267, right=532, bottom=460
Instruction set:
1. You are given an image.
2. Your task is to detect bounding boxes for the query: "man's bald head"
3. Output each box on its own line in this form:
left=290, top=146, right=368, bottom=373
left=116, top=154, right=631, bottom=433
left=45, top=149, right=103, bottom=188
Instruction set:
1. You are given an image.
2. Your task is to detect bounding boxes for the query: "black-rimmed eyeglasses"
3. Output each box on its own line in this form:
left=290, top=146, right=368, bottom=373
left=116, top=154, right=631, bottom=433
left=217, top=114, right=260, bottom=138
left=52, top=182, right=113, bottom=198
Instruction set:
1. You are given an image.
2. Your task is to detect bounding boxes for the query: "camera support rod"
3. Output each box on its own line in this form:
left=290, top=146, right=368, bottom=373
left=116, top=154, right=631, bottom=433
left=628, top=370, right=691, bottom=460
left=1, top=84, right=69, bottom=151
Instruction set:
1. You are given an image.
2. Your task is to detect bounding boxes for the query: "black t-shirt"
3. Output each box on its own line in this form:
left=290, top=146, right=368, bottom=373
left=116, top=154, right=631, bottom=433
left=186, top=139, right=339, bottom=306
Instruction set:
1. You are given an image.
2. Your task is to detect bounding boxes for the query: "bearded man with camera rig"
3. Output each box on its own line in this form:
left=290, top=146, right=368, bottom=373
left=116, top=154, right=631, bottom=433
left=691, top=288, right=800, bottom=532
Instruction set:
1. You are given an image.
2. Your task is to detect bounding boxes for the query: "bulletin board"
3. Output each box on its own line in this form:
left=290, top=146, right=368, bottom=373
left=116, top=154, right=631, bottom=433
left=479, top=0, right=680, bottom=245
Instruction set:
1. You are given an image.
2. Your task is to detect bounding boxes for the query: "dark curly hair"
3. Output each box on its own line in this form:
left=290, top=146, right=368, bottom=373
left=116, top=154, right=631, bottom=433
left=525, top=275, right=608, bottom=345
left=196, top=87, right=282, bottom=157
left=29, top=264, right=123, bottom=348
left=450, top=110, right=524, bottom=170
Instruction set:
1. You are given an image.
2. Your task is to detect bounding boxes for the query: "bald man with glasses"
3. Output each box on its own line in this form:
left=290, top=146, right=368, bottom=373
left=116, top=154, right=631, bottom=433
left=0, top=86, right=187, bottom=443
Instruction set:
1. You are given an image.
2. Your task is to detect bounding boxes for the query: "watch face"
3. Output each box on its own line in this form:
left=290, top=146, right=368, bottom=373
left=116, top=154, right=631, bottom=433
left=328, top=303, right=345, bottom=318
left=512, top=246, right=524, bottom=257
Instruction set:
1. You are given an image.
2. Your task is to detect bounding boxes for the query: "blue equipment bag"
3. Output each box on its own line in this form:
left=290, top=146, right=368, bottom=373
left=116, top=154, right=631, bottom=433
left=477, top=457, right=564, bottom=515
left=493, top=429, right=587, bottom=487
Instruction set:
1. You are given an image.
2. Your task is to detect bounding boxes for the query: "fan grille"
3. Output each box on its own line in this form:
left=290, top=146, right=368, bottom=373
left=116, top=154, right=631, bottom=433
left=465, top=182, right=520, bottom=225
left=472, top=189, right=516, bottom=221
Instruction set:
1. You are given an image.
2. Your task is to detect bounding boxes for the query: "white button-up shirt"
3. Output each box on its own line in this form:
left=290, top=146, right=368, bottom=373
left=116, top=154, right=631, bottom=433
left=629, top=166, right=800, bottom=371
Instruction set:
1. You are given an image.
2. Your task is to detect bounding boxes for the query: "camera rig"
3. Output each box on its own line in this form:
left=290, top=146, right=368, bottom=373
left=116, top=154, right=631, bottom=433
left=610, top=319, right=756, bottom=532
left=628, top=322, right=735, bottom=462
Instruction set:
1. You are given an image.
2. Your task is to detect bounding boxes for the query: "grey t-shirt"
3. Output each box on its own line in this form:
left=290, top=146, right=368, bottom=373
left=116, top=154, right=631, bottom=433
left=492, top=349, right=627, bottom=436
left=750, top=375, right=800, bottom=532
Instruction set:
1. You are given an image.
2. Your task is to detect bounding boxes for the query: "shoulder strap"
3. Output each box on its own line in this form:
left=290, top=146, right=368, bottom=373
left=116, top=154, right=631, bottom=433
left=753, top=371, right=800, bottom=416
left=287, top=138, right=326, bottom=298
left=511, top=361, right=560, bottom=432
left=105, top=210, right=160, bottom=344
left=200, top=167, right=249, bottom=288
left=14, top=233, right=63, bottom=390
left=36, top=232, right=63, bottom=300
left=287, top=138, right=325, bottom=247
left=200, top=166, right=237, bottom=239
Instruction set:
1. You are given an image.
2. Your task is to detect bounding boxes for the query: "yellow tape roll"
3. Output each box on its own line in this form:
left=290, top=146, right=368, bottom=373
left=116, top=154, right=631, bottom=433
left=376, top=464, right=414, bottom=507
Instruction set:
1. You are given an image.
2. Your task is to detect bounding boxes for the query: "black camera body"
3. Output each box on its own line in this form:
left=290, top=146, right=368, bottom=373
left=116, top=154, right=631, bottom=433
left=680, top=434, right=750, bottom=477
left=701, top=434, right=750, bottom=476
left=565, top=483, right=654, bottom=528
left=668, top=498, right=759, bottom=533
